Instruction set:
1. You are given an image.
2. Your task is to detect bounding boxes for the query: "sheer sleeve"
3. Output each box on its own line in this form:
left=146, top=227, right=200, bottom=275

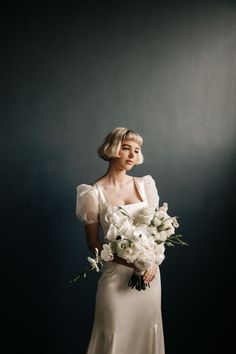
left=143, top=175, right=160, bottom=208
left=75, top=184, right=99, bottom=225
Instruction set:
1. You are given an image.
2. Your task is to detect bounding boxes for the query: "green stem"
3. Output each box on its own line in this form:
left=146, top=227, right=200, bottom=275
left=167, top=234, right=188, bottom=246
left=70, top=265, right=94, bottom=283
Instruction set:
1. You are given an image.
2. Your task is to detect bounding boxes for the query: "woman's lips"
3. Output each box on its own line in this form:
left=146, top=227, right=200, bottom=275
left=126, top=160, right=133, bottom=164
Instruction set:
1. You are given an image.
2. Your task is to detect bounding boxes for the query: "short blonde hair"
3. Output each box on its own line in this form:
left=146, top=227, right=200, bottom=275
left=97, top=127, right=144, bottom=165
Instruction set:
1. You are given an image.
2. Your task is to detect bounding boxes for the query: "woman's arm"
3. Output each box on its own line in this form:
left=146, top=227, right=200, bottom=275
left=84, top=223, right=103, bottom=254
left=111, top=255, right=136, bottom=269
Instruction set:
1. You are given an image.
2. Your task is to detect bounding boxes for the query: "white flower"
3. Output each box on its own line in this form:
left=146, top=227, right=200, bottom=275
left=87, top=202, right=182, bottom=278
left=172, top=217, right=179, bottom=228
left=159, top=202, right=168, bottom=213
left=159, top=225, right=175, bottom=241
left=165, top=225, right=175, bottom=238
left=152, top=216, right=162, bottom=227
left=105, top=205, right=126, bottom=225
left=155, top=243, right=166, bottom=265
left=134, top=207, right=155, bottom=225
left=147, top=226, right=161, bottom=241
left=106, top=224, right=119, bottom=241
left=118, top=219, right=135, bottom=239
left=154, top=210, right=165, bottom=220
left=116, top=239, right=131, bottom=259
left=133, top=225, right=149, bottom=239
left=123, top=246, right=138, bottom=263
left=159, top=230, right=169, bottom=241
left=161, top=217, right=173, bottom=229
left=100, top=244, right=114, bottom=261
left=87, top=256, right=100, bottom=272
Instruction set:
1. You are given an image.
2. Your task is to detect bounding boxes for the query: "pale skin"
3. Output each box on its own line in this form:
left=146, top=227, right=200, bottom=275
left=84, top=139, right=157, bottom=284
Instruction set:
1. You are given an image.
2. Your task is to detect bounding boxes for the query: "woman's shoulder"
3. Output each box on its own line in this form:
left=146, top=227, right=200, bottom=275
left=134, top=174, right=155, bottom=183
left=76, top=182, right=98, bottom=195
left=135, top=175, right=159, bottom=207
left=75, top=183, right=99, bottom=224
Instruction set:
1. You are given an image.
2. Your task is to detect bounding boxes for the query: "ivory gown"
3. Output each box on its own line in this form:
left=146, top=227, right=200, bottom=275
left=76, top=175, right=165, bottom=354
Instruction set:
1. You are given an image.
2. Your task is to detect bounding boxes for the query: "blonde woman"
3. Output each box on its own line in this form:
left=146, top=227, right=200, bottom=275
left=76, top=127, right=165, bottom=354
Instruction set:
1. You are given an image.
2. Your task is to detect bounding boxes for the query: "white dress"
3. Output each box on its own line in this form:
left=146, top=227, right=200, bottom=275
left=76, top=175, right=165, bottom=354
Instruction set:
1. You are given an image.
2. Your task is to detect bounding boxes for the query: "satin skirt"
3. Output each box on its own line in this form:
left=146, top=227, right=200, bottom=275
left=86, top=262, right=165, bottom=354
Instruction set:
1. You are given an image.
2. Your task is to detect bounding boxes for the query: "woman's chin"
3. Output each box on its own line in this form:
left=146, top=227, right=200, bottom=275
left=125, top=165, right=134, bottom=171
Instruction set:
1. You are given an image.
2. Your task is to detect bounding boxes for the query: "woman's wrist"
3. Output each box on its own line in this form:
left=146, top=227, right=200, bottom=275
left=111, top=255, right=135, bottom=269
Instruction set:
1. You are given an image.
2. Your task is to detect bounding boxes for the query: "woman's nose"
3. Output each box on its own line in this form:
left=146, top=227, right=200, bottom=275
left=129, top=150, right=134, bottom=157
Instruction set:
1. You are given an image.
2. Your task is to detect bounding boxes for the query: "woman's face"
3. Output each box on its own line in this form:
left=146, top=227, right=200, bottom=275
left=111, top=139, right=141, bottom=170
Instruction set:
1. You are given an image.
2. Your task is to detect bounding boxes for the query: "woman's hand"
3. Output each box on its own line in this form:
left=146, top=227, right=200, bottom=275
left=143, top=264, right=157, bottom=284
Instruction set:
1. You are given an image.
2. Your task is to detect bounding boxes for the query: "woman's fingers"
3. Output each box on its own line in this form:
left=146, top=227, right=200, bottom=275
left=143, top=272, right=153, bottom=283
left=143, top=265, right=157, bottom=283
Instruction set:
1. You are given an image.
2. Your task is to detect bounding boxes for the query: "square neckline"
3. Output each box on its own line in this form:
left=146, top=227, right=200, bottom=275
left=94, top=177, right=146, bottom=207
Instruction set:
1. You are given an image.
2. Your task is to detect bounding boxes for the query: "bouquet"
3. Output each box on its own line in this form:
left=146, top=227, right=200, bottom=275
left=71, top=202, right=187, bottom=291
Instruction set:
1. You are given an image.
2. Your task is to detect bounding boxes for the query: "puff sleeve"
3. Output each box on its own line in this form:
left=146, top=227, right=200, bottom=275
left=75, top=184, right=99, bottom=225
left=143, top=175, right=160, bottom=208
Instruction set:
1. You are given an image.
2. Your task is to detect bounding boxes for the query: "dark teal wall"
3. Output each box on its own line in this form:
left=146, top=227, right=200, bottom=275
left=1, top=1, right=235, bottom=353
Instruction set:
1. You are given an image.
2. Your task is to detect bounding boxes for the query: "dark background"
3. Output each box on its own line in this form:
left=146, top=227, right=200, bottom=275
left=1, top=1, right=235, bottom=353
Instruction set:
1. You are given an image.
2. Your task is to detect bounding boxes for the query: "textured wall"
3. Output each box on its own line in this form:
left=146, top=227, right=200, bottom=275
left=1, top=1, right=235, bottom=353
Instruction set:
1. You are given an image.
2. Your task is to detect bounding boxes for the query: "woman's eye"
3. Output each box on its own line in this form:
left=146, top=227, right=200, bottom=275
left=122, top=147, right=139, bottom=153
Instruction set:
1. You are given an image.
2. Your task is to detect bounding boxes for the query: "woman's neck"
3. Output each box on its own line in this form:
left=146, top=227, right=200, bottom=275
left=103, top=165, right=131, bottom=187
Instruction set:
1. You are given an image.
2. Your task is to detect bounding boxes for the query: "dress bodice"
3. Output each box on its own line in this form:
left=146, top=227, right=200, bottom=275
left=94, top=177, right=148, bottom=234
left=75, top=175, right=160, bottom=236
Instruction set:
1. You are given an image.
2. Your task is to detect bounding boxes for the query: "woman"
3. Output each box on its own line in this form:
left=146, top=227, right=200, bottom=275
left=76, top=127, right=165, bottom=354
